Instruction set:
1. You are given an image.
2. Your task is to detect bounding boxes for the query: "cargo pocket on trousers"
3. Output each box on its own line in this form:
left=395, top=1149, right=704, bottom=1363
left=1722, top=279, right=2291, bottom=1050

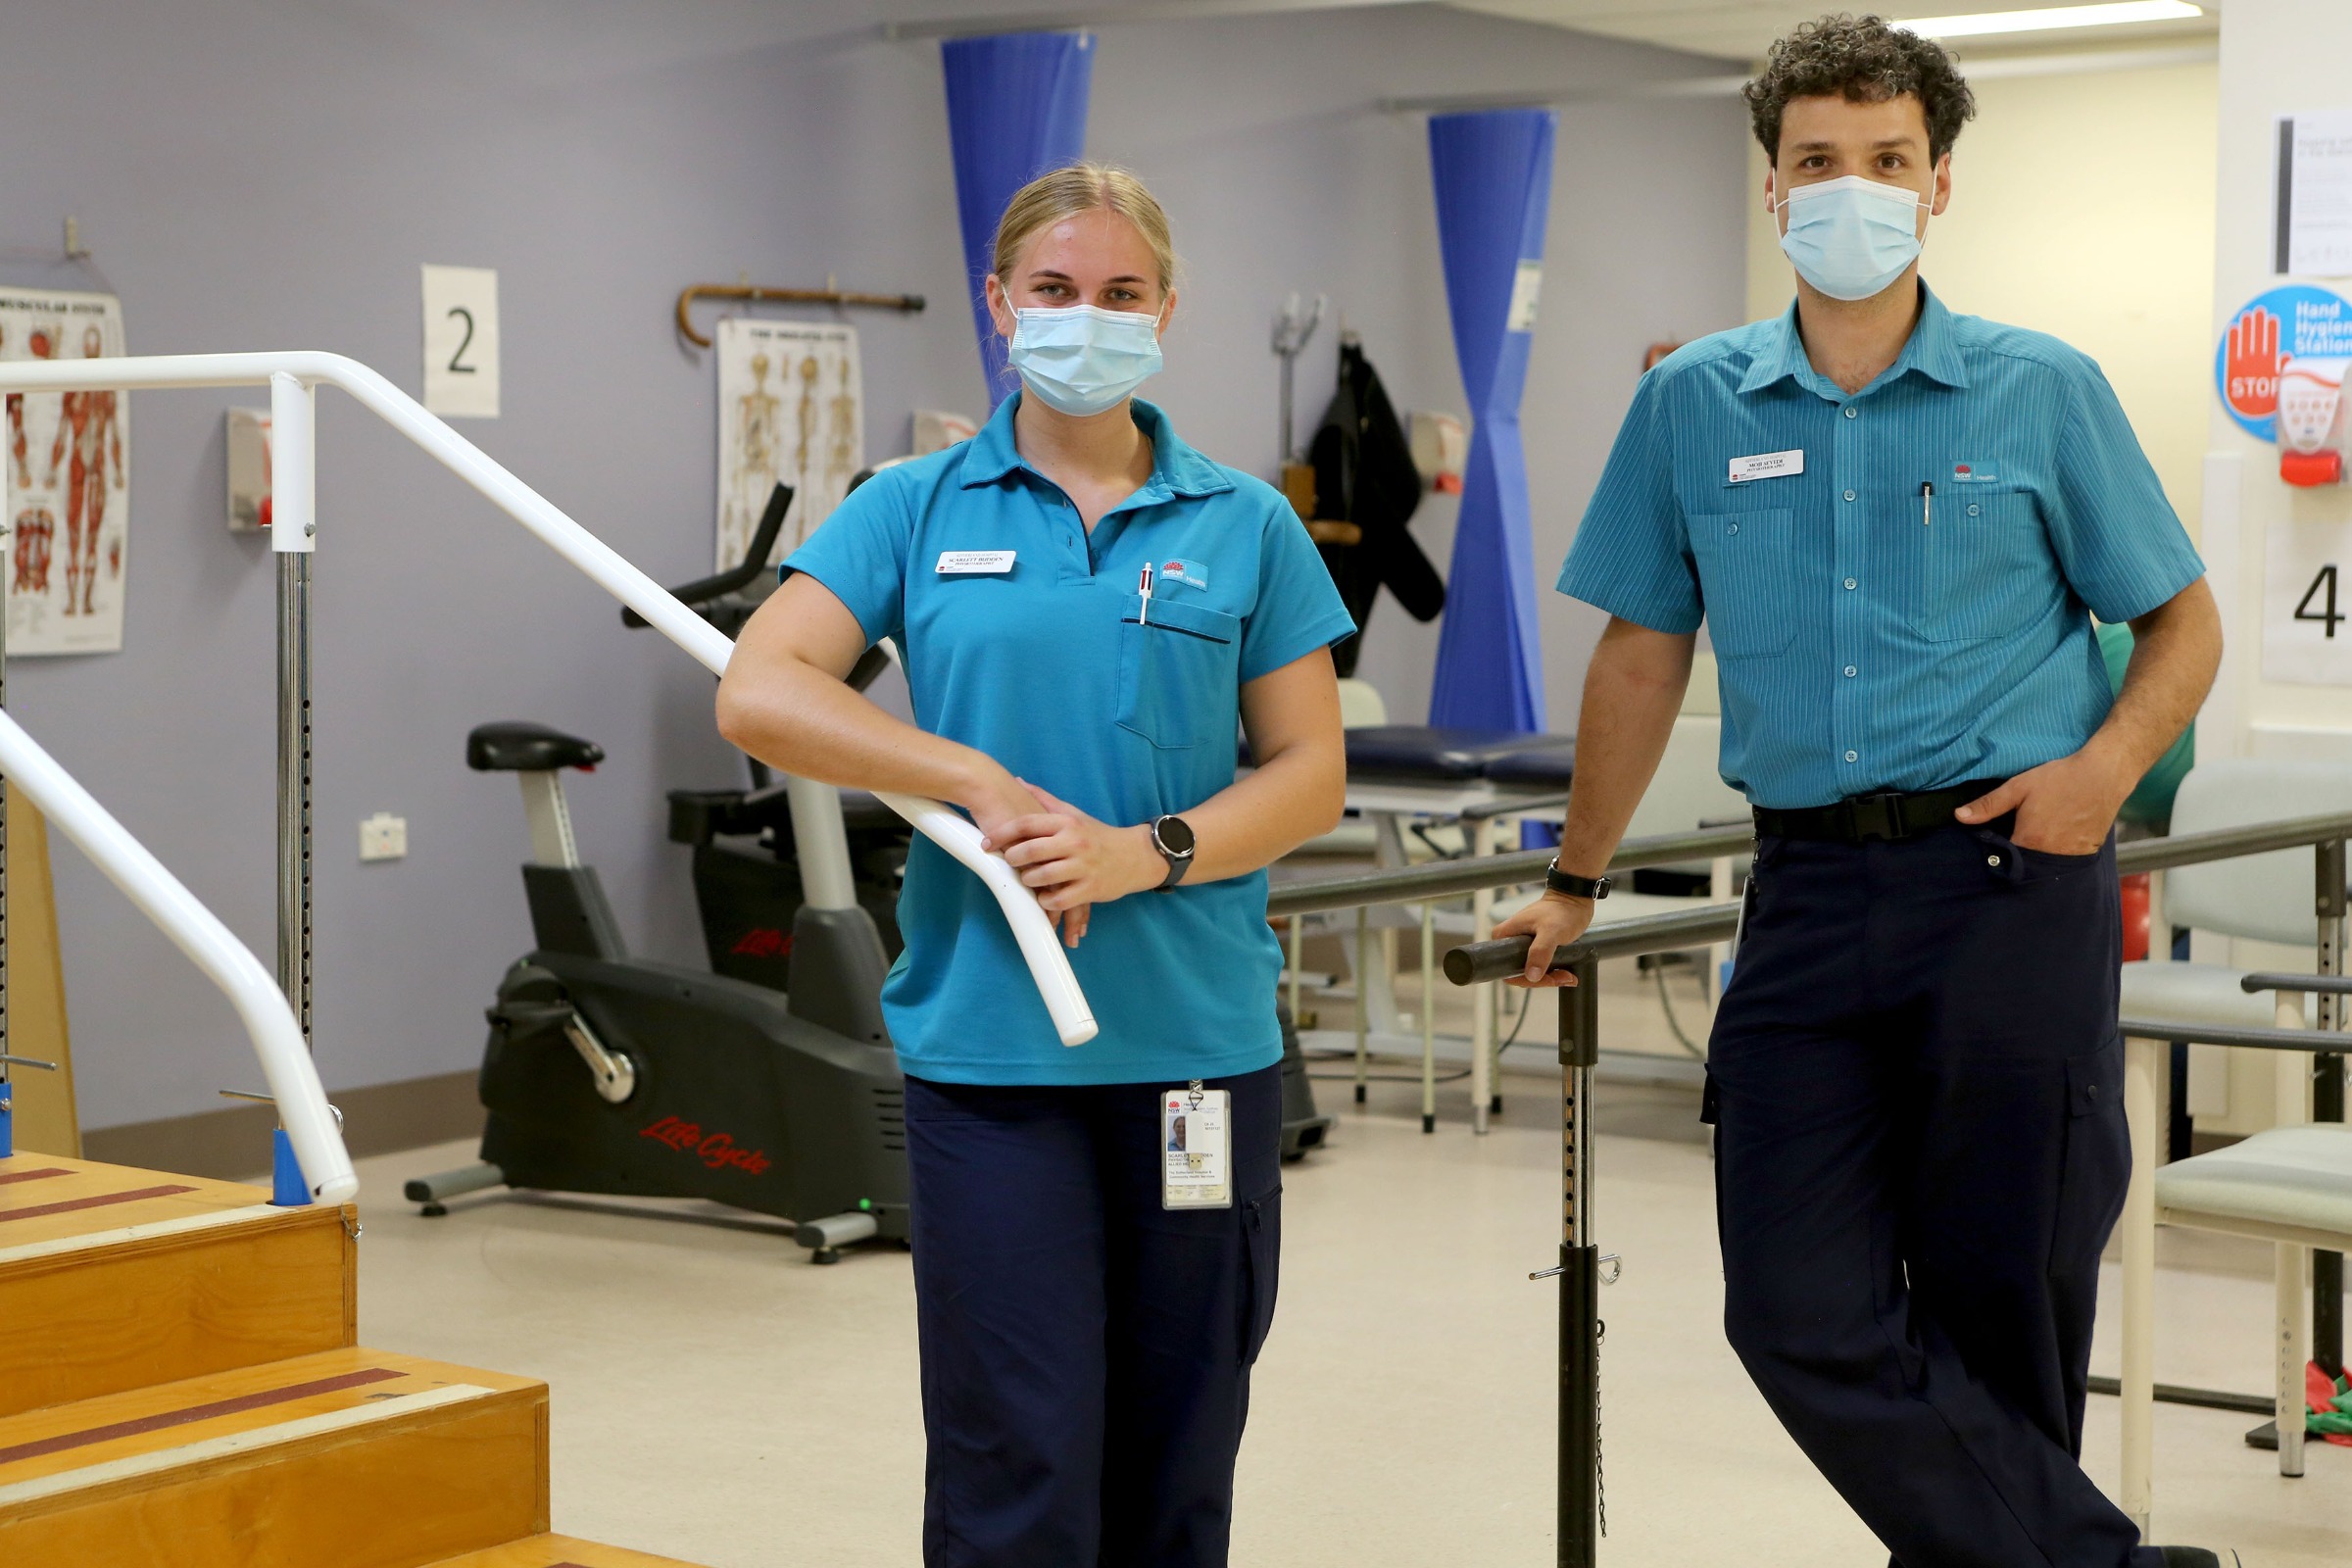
left=1239, top=1188, right=1282, bottom=1366
left=2049, top=1036, right=2131, bottom=1274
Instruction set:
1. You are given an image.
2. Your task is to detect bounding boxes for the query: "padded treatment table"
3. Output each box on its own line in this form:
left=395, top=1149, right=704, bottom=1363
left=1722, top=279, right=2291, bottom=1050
left=1283, top=726, right=1576, bottom=1134
left=1333, top=726, right=1574, bottom=825
left=1343, top=725, right=1576, bottom=781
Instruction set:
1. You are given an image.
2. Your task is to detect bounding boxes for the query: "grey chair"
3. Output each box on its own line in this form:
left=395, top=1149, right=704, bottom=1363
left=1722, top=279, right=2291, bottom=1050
left=2114, top=758, right=2352, bottom=1534
left=2116, top=759, right=2349, bottom=1034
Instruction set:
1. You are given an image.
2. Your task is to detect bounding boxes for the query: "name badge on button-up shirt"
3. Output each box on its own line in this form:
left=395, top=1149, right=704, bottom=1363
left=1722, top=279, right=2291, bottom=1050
left=1727, top=448, right=1804, bottom=484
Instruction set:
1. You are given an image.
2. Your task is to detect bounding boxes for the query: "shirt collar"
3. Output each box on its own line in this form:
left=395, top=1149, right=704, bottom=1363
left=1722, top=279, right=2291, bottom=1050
left=957, top=393, right=1233, bottom=500
left=1736, top=282, right=1971, bottom=398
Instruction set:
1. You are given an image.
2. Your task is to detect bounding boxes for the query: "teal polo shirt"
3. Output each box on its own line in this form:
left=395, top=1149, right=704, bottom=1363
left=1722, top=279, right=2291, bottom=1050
left=1559, top=285, right=2205, bottom=810
left=780, top=393, right=1355, bottom=1086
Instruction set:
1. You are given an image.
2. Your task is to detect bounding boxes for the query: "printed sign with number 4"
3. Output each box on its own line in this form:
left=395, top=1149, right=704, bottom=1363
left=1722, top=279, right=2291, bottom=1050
left=2265, top=518, right=2352, bottom=686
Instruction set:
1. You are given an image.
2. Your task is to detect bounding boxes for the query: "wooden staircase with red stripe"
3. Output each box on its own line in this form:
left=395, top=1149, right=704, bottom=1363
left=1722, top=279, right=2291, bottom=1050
left=0, top=1152, right=710, bottom=1567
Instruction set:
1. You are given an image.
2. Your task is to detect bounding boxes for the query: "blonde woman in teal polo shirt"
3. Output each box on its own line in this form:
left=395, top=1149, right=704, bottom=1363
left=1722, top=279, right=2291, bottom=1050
left=716, top=164, right=1352, bottom=1568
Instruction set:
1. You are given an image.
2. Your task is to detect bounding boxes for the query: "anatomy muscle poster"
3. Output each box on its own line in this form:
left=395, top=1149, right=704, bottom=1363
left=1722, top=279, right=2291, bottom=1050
left=713, top=318, right=861, bottom=571
left=2, top=290, right=127, bottom=655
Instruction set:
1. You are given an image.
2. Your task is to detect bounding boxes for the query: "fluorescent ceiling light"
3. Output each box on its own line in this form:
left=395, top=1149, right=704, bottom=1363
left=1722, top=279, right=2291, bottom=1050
left=1894, top=2, right=2202, bottom=39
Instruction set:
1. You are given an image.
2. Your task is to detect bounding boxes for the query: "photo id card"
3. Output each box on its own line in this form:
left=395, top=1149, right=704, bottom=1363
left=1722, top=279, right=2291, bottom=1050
left=1161, top=1082, right=1232, bottom=1210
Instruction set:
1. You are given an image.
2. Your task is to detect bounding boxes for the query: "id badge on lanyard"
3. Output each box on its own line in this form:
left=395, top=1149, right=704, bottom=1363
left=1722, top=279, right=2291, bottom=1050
left=1161, top=1079, right=1232, bottom=1210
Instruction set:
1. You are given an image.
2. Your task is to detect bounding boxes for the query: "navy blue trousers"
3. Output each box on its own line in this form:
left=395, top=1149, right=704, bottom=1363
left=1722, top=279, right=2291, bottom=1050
left=1709, top=822, right=2158, bottom=1568
left=904, top=1064, right=1283, bottom=1568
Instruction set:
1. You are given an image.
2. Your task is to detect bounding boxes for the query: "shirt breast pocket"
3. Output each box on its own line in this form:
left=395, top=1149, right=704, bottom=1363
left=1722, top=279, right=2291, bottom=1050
left=1688, top=507, right=1796, bottom=659
left=1117, top=596, right=1241, bottom=750
left=1914, top=486, right=2044, bottom=643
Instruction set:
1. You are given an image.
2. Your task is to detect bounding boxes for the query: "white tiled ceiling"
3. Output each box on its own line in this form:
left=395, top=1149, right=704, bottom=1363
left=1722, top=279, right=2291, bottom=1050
left=1450, top=1, right=2220, bottom=64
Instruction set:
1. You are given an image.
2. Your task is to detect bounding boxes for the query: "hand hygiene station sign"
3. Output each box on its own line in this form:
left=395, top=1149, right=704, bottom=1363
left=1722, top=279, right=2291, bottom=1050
left=2217, top=285, right=2352, bottom=686
left=2216, top=283, right=2352, bottom=446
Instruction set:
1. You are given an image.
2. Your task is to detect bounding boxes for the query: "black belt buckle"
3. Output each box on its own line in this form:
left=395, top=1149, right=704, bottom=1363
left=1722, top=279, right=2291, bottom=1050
left=1844, top=791, right=1908, bottom=843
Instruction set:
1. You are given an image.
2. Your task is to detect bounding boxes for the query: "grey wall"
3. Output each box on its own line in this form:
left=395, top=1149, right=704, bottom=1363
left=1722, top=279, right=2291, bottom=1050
left=0, top=0, right=1744, bottom=1134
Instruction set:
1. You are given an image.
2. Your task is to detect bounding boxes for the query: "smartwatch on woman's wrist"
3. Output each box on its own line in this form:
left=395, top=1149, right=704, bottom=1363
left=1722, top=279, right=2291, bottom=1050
left=1150, top=814, right=1197, bottom=891
left=1544, top=859, right=1611, bottom=902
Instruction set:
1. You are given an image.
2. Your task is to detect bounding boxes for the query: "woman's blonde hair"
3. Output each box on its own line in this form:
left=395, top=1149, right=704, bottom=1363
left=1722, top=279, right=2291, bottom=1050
left=991, top=163, right=1177, bottom=294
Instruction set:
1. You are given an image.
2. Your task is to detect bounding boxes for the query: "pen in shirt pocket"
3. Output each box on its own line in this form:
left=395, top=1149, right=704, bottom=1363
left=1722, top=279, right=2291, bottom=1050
left=1920, top=481, right=1934, bottom=527
left=1138, top=563, right=1155, bottom=624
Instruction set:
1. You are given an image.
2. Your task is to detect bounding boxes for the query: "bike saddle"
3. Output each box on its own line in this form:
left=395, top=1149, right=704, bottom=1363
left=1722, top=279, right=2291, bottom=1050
left=466, top=721, right=605, bottom=773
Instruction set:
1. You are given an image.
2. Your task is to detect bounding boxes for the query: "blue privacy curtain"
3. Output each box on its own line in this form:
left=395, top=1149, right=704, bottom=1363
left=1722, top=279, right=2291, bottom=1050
left=941, top=31, right=1094, bottom=407
left=1425, top=109, right=1555, bottom=743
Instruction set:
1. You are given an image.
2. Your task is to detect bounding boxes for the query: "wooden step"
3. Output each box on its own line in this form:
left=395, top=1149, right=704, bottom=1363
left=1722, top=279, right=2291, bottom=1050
left=0, top=1152, right=354, bottom=1419
left=0, top=1347, right=548, bottom=1568
left=423, top=1534, right=714, bottom=1567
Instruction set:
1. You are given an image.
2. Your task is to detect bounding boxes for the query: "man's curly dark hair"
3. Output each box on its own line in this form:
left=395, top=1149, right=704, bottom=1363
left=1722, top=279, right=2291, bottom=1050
left=1744, top=14, right=1977, bottom=164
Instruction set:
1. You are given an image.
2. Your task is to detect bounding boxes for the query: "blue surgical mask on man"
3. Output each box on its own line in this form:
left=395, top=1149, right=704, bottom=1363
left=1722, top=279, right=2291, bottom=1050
left=1775, top=174, right=1932, bottom=302
left=1007, top=303, right=1164, bottom=416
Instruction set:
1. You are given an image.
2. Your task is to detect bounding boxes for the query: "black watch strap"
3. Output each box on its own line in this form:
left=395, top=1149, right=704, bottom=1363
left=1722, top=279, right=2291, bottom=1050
left=1544, top=860, right=1611, bottom=901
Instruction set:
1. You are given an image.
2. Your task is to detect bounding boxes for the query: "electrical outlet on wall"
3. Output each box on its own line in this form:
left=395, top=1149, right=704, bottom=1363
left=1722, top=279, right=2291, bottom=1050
left=360, top=812, right=408, bottom=862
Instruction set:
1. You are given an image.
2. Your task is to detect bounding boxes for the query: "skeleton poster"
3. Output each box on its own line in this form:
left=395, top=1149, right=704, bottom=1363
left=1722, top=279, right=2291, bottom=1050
left=2, top=290, right=127, bottom=655
left=713, top=318, right=861, bottom=572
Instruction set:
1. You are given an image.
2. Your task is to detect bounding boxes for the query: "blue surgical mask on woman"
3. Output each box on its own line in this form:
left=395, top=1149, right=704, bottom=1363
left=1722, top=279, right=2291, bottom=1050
left=1775, top=174, right=1932, bottom=302
left=1007, top=303, right=1164, bottom=416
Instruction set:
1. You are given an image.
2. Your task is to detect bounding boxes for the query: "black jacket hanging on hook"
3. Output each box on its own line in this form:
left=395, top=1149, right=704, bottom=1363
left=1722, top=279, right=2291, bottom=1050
left=1308, top=338, right=1446, bottom=677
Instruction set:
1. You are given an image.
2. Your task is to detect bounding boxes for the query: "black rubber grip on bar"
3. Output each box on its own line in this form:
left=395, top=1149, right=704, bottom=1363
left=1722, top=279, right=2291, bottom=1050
left=2240, top=970, right=2352, bottom=996
left=1445, top=936, right=1569, bottom=986
left=621, top=482, right=794, bottom=627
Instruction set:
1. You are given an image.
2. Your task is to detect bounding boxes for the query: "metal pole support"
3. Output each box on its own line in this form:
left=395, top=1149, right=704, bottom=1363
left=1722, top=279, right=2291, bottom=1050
left=1558, top=955, right=1600, bottom=1566
left=2120, top=1033, right=2161, bottom=1535
left=1471, top=814, right=1498, bottom=1133
left=270, top=373, right=317, bottom=1067
left=2314, top=839, right=2345, bottom=1377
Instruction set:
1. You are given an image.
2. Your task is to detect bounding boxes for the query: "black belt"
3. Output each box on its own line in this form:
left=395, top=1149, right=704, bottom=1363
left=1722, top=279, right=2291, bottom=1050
left=1753, top=780, right=2004, bottom=845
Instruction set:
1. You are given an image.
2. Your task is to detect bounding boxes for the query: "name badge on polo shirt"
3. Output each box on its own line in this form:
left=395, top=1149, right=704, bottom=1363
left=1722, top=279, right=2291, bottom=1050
left=1727, top=449, right=1803, bottom=484
left=1162, top=1080, right=1233, bottom=1210
left=936, top=550, right=1017, bottom=574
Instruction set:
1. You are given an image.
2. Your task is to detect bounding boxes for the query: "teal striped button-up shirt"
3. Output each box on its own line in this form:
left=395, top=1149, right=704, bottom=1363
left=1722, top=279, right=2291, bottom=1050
left=1558, top=285, right=2204, bottom=810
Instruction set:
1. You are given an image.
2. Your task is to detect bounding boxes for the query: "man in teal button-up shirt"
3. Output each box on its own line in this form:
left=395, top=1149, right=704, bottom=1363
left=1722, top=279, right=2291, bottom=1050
left=1563, top=282, right=2204, bottom=808
left=1501, top=17, right=2224, bottom=1568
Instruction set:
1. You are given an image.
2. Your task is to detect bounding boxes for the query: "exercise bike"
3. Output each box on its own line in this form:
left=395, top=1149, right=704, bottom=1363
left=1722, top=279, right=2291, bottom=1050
left=408, top=487, right=909, bottom=1261
left=652, top=503, right=912, bottom=990
left=409, top=482, right=1328, bottom=1260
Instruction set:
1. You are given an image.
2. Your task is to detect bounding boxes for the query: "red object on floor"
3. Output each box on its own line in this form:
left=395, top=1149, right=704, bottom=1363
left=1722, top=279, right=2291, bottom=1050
left=2308, top=1360, right=2352, bottom=1446
left=2121, top=872, right=2150, bottom=963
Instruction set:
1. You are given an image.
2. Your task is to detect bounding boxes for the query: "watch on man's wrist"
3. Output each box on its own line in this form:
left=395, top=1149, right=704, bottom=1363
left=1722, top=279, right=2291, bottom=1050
left=1150, top=814, right=1197, bottom=891
left=1544, top=859, right=1611, bottom=902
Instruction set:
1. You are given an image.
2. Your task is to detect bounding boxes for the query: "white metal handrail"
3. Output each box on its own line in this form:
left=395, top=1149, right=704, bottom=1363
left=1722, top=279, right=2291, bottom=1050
left=0, top=710, right=356, bottom=1202
left=0, top=353, right=1097, bottom=1179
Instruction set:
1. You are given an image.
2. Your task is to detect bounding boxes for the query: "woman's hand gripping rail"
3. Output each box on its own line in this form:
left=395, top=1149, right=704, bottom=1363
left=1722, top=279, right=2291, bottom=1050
left=874, top=791, right=1098, bottom=1046
left=713, top=573, right=1100, bottom=1046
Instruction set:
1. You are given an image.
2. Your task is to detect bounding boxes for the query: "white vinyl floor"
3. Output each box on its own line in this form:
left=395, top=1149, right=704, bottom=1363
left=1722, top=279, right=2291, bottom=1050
left=347, top=957, right=2349, bottom=1566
